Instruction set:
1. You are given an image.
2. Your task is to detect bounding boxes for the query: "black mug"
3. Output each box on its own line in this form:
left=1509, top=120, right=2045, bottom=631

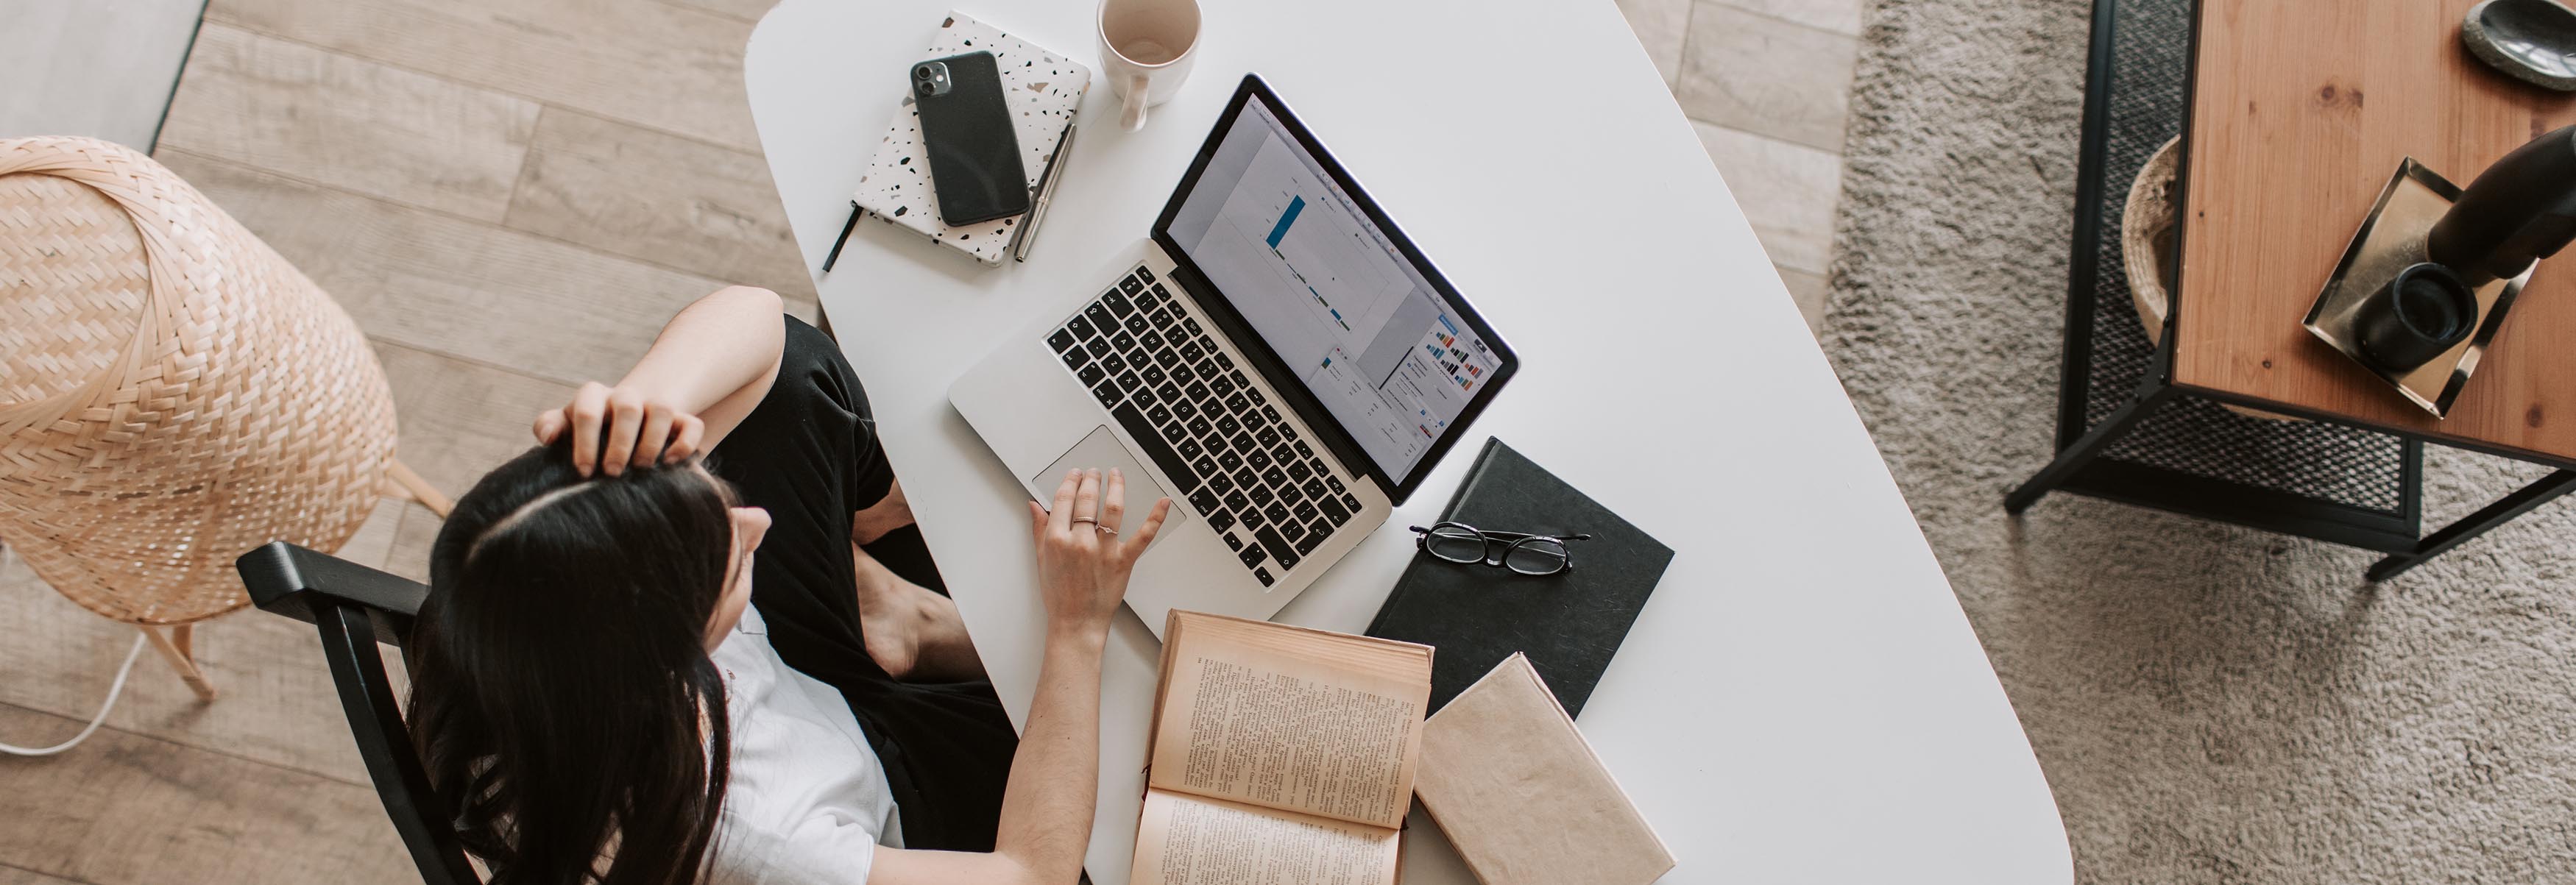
left=2353, top=262, right=2478, bottom=372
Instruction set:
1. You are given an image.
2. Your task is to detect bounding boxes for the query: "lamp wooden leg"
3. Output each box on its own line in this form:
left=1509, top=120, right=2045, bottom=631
left=384, top=458, right=453, bottom=519
left=141, top=625, right=216, bottom=701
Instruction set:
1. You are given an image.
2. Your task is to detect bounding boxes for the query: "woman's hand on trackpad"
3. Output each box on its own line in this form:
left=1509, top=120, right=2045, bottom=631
left=1027, top=467, right=1170, bottom=637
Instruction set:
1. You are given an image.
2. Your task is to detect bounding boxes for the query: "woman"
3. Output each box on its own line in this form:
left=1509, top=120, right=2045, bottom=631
left=406, top=285, right=1168, bottom=884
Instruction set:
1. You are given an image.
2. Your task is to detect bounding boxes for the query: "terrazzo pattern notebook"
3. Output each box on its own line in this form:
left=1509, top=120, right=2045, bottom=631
left=853, top=13, right=1089, bottom=266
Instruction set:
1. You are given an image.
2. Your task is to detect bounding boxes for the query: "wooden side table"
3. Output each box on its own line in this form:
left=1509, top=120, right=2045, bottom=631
left=2011, top=0, right=2576, bottom=580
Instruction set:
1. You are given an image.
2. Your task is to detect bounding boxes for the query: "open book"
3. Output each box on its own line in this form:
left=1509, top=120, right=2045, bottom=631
left=1130, top=611, right=1436, bottom=885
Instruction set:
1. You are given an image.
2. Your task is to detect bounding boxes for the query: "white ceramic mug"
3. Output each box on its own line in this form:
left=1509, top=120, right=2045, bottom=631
left=1099, top=0, right=1200, bottom=131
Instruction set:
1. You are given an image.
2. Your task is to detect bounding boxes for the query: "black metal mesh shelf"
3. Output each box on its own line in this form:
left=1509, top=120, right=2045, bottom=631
left=2045, top=0, right=2420, bottom=544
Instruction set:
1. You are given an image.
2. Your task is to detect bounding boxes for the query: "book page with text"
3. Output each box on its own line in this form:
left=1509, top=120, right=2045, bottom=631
left=1129, top=789, right=1399, bottom=885
left=1148, top=616, right=1429, bottom=829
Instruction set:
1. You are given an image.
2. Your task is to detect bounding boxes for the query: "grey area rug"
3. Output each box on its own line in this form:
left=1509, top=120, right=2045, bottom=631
left=1825, top=1, right=2576, bottom=881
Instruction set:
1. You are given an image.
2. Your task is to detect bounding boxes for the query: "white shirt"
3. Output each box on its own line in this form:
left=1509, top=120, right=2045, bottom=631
left=705, top=605, right=903, bottom=884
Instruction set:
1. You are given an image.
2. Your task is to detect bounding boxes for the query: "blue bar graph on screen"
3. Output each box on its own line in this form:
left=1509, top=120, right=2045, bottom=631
left=1266, top=196, right=1306, bottom=249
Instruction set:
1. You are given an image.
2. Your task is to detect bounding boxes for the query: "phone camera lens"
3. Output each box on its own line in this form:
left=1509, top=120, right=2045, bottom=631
left=916, top=68, right=933, bottom=80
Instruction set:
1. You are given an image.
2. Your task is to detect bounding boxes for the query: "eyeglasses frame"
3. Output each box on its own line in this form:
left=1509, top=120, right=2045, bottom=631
left=1407, top=521, right=1593, bottom=575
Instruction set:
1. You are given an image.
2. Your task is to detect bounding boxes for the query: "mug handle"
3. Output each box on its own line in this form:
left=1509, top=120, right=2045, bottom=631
left=1120, top=74, right=1150, bottom=131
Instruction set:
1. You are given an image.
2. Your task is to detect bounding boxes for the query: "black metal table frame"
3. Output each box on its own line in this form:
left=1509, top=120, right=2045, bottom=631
left=2003, top=0, right=2576, bottom=581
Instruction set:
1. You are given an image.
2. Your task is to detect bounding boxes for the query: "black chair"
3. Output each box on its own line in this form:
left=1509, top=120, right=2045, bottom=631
left=236, top=541, right=480, bottom=885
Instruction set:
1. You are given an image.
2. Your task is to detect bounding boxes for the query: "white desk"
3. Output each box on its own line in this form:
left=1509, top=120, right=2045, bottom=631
left=746, top=1, right=2070, bottom=881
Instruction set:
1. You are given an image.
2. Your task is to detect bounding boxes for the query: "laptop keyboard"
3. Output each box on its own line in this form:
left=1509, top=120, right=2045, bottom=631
left=1046, top=266, right=1365, bottom=587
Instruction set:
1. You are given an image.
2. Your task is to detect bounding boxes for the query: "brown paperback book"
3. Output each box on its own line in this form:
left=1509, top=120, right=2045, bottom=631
left=1130, top=611, right=1436, bottom=885
left=1415, top=655, right=1674, bottom=885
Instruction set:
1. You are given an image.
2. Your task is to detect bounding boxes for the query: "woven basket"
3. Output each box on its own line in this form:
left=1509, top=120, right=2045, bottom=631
left=0, top=138, right=397, bottom=626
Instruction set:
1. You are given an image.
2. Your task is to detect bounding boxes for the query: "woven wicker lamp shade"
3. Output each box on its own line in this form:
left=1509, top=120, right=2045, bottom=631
left=1, top=137, right=446, bottom=700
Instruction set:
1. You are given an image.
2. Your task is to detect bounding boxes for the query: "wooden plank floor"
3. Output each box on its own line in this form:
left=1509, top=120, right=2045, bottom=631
left=0, top=1, right=1858, bottom=881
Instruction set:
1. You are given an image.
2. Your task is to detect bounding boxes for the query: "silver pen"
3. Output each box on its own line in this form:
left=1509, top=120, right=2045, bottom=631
left=1013, top=120, right=1078, bottom=262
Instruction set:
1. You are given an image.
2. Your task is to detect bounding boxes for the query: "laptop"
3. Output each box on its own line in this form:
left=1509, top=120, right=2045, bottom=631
left=949, top=74, right=1519, bottom=636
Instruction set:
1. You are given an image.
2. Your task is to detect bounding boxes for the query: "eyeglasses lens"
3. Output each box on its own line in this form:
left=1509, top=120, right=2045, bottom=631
left=1503, top=539, right=1568, bottom=575
left=1424, top=525, right=1487, bottom=563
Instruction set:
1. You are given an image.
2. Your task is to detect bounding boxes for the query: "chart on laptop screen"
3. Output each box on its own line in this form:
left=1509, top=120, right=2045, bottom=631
left=1167, top=99, right=1499, bottom=480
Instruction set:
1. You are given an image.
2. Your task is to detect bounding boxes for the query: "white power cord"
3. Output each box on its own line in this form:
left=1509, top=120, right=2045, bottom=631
left=0, top=633, right=146, bottom=756
left=1, top=541, right=152, bottom=756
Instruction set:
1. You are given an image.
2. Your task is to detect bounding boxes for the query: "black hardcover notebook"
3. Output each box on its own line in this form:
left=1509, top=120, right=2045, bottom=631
left=1365, top=438, right=1672, bottom=717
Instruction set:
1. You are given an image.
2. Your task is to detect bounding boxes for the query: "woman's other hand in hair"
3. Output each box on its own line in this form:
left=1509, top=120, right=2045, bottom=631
left=529, top=285, right=785, bottom=477
left=1027, top=468, right=1170, bottom=638
left=533, top=381, right=708, bottom=477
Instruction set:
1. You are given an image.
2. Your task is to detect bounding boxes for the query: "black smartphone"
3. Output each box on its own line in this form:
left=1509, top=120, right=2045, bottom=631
left=911, top=51, right=1028, bottom=226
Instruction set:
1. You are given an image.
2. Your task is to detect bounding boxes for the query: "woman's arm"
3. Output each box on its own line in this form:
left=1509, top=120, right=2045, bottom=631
left=532, top=285, right=785, bottom=475
left=868, top=614, right=1107, bottom=884
left=868, top=469, right=1171, bottom=885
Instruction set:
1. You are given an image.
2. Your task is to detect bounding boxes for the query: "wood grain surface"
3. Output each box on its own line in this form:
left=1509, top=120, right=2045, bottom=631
left=156, top=150, right=744, bottom=386
left=0, top=703, right=413, bottom=885
left=205, top=0, right=762, bottom=150
left=2179, top=0, right=2576, bottom=463
left=1677, top=1, right=1859, bottom=152
left=506, top=107, right=818, bottom=300
left=0, top=863, right=86, bottom=885
left=0, top=583, right=372, bottom=784
left=158, top=25, right=539, bottom=221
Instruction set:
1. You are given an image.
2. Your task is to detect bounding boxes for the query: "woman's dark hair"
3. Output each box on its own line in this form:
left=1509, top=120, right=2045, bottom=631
left=406, top=439, right=737, bottom=885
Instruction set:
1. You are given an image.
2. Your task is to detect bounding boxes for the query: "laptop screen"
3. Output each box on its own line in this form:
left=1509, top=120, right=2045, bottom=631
left=1159, top=85, right=1508, bottom=487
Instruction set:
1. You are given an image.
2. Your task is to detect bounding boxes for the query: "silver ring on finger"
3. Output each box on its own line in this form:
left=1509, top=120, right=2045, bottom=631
left=1097, top=525, right=1119, bottom=535
left=1070, top=516, right=1096, bottom=526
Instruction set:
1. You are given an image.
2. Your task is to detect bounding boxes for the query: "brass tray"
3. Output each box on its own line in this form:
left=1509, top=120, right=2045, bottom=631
left=2302, top=157, right=2533, bottom=418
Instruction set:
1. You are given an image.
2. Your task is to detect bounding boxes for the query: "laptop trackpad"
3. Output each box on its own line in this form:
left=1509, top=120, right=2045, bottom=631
left=1031, top=425, right=1185, bottom=550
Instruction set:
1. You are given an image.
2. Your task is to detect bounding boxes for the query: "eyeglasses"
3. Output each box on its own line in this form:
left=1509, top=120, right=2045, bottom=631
left=1409, top=522, right=1592, bottom=576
